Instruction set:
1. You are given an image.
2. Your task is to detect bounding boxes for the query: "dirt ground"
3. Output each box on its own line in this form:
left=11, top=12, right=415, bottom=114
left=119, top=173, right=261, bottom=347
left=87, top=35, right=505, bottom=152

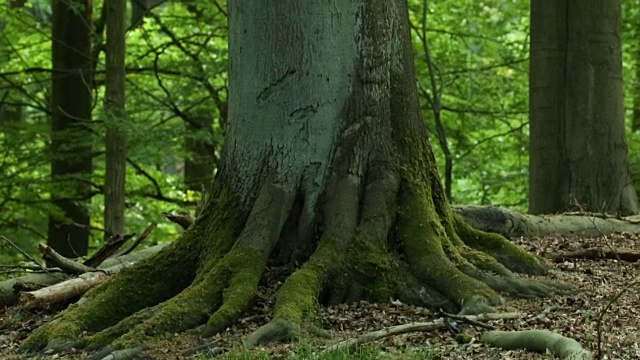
left=1, top=232, right=639, bottom=359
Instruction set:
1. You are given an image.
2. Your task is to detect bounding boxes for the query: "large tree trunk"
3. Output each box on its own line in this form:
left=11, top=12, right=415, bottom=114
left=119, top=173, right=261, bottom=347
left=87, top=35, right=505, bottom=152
left=529, top=0, right=637, bottom=216
left=47, top=0, right=94, bottom=258
left=23, top=0, right=566, bottom=355
left=104, top=0, right=127, bottom=240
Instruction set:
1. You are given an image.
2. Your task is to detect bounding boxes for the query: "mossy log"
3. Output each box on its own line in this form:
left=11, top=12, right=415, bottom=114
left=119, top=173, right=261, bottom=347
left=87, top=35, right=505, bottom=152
left=481, top=330, right=592, bottom=359
left=454, top=205, right=640, bottom=238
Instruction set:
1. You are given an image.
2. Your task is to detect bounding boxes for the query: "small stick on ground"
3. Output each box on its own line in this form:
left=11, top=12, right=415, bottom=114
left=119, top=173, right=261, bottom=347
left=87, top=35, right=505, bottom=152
left=438, top=309, right=497, bottom=330
left=552, top=248, right=640, bottom=263
left=322, top=312, right=521, bottom=353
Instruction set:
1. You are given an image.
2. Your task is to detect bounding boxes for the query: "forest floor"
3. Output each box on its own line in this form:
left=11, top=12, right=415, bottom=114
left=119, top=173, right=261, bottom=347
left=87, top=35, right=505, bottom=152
left=1, top=232, right=640, bottom=359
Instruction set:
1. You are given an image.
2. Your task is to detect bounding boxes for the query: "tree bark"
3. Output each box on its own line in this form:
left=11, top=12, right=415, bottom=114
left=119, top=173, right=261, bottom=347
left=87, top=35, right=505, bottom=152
left=184, top=112, right=216, bottom=192
left=104, top=0, right=127, bottom=240
left=23, top=1, right=566, bottom=356
left=529, top=0, right=637, bottom=216
left=48, top=0, right=94, bottom=258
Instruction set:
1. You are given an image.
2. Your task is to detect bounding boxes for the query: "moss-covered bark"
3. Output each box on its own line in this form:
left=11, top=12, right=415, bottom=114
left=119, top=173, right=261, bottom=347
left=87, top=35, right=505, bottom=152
left=22, top=0, right=571, bottom=357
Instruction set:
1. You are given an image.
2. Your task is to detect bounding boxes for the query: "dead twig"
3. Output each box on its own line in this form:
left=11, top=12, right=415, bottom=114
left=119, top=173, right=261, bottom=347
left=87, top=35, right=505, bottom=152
left=1, top=235, right=47, bottom=273
left=322, top=312, right=521, bottom=354
left=39, top=244, right=94, bottom=275
left=163, top=212, right=195, bottom=229
left=438, top=309, right=496, bottom=330
left=120, top=223, right=156, bottom=256
left=84, top=233, right=136, bottom=268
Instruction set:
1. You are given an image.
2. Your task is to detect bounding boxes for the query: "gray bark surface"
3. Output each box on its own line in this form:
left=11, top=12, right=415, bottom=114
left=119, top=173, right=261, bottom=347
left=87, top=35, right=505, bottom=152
left=184, top=113, right=216, bottom=192
left=529, top=0, right=637, bottom=215
left=222, top=2, right=358, bottom=211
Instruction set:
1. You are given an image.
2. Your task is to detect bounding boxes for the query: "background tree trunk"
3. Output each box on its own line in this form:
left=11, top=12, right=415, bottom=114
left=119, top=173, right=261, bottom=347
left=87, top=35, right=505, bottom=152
left=529, top=0, right=637, bottom=215
left=104, top=0, right=127, bottom=240
left=633, top=40, right=640, bottom=132
left=48, top=0, right=94, bottom=258
left=184, top=112, right=215, bottom=192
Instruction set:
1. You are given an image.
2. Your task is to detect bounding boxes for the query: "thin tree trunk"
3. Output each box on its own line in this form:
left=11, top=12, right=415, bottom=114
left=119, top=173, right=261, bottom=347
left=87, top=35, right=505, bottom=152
left=48, top=0, right=94, bottom=258
left=104, top=0, right=127, bottom=240
left=633, top=42, right=640, bottom=132
left=184, top=113, right=216, bottom=192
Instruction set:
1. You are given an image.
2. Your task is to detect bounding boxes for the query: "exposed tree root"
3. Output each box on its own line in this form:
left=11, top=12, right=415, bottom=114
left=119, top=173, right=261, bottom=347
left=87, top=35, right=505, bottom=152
left=21, top=176, right=571, bottom=357
left=20, top=188, right=241, bottom=354
left=481, top=330, right=593, bottom=359
left=20, top=238, right=200, bottom=354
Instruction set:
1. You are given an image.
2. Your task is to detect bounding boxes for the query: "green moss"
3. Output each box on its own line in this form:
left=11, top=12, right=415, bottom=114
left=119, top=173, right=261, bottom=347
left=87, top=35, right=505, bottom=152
left=205, top=246, right=265, bottom=334
left=22, top=185, right=246, bottom=353
left=453, top=215, right=547, bottom=275
left=274, top=238, right=342, bottom=325
left=397, top=188, right=500, bottom=307
left=455, top=333, right=474, bottom=344
left=459, top=247, right=513, bottom=277
left=21, top=318, right=83, bottom=352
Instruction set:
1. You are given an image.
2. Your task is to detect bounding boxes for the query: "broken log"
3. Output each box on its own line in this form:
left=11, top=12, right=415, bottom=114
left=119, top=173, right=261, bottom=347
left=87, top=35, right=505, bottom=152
left=38, top=244, right=94, bottom=275
left=0, top=243, right=168, bottom=307
left=19, top=261, right=134, bottom=310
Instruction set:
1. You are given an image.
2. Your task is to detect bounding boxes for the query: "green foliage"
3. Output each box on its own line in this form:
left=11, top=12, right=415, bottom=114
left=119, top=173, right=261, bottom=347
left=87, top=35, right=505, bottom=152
left=409, top=0, right=530, bottom=208
left=0, top=1, right=227, bottom=265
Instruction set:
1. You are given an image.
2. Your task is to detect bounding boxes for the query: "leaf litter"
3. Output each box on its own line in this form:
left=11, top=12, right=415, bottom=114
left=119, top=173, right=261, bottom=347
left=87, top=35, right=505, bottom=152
left=1, top=232, right=639, bottom=359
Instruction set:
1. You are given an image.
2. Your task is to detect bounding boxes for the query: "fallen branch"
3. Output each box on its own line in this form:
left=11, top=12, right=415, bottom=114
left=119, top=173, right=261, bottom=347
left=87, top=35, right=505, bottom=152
left=19, top=260, right=134, bottom=310
left=1, top=235, right=47, bottom=273
left=84, top=232, right=136, bottom=268
left=481, top=330, right=592, bottom=360
left=119, top=223, right=156, bottom=256
left=0, top=243, right=169, bottom=307
left=163, top=212, right=195, bottom=229
left=322, top=312, right=521, bottom=353
left=38, top=244, right=94, bottom=275
left=552, top=248, right=640, bottom=263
